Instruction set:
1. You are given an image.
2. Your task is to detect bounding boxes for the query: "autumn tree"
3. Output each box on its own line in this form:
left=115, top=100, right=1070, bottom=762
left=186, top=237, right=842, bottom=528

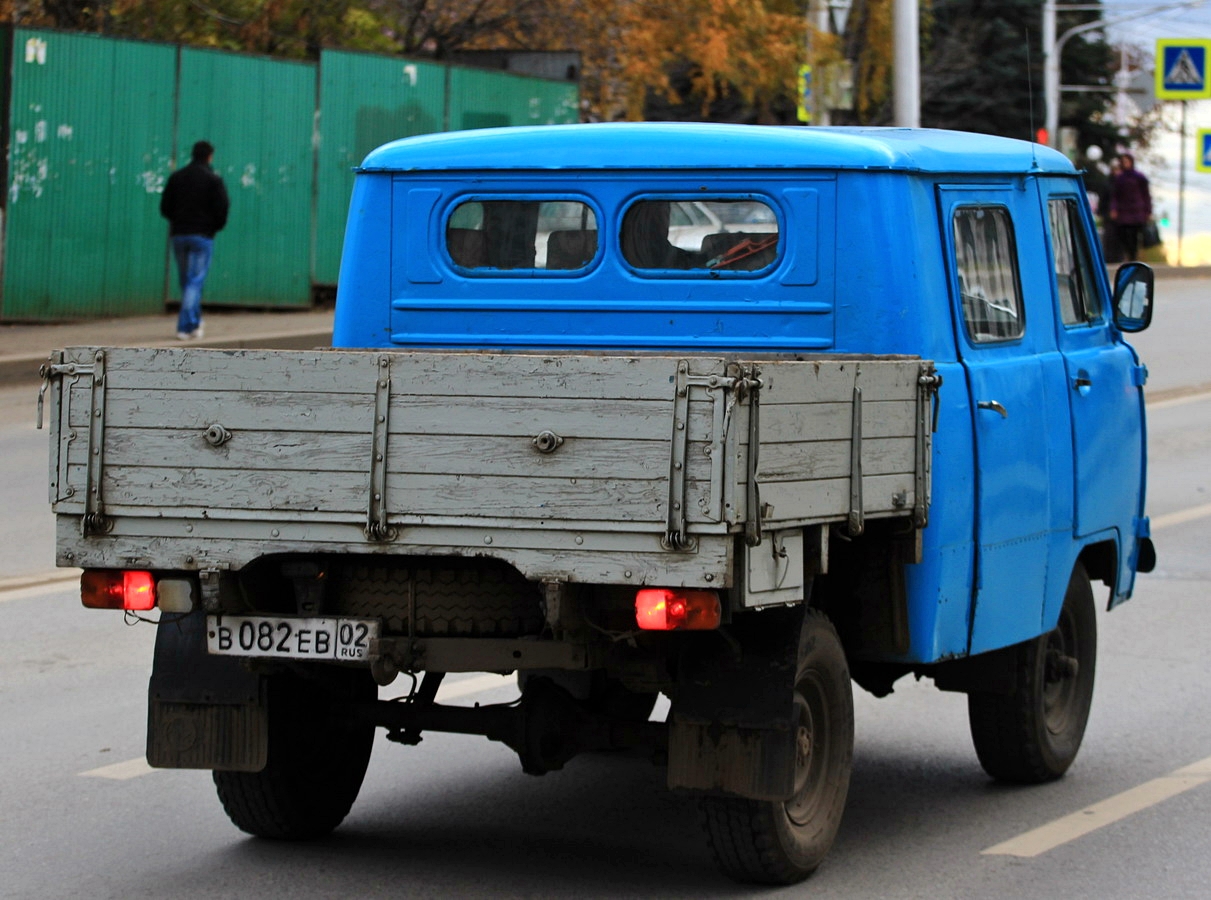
left=525, top=0, right=830, bottom=123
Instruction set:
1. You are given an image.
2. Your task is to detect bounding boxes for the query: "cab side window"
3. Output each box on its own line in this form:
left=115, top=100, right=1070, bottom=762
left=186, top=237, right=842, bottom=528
left=1047, top=198, right=1101, bottom=325
left=953, top=206, right=1025, bottom=343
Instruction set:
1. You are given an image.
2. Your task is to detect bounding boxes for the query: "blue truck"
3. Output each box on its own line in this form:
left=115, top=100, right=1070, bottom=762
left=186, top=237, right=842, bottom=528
left=42, top=123, right=1155, bottom=884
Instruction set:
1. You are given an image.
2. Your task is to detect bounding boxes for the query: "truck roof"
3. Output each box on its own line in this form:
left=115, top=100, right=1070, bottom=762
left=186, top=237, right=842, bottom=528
left=358, top=122, right=1076, bottom=176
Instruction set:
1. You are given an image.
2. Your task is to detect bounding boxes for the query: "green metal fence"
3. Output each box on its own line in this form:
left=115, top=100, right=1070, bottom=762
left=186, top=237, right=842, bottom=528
left=314, top=50, right=447, bottom=286
left=3, top=29, right=176, bottom=320
left=448, top=66, right=581, bottom=131
left=0, top=29, right=579, bottom=321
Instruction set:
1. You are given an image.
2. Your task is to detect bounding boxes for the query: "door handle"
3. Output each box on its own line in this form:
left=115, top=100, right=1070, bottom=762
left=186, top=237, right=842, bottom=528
left=977, top=400, right=1008, bottom=419
left=1073, top=376, right=1092, bottom=395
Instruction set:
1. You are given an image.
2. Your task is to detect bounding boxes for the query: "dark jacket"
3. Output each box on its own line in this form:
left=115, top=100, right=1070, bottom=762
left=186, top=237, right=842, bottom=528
left=1109, top=169, right=1151, bottom=226
left=160, top=161, right=230, bottom=237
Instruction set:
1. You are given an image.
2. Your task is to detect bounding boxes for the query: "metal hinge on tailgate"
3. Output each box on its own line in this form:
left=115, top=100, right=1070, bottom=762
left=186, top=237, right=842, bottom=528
left=365, top=355, right=397, bottom=542
left=664, top=361, right=761, bottom=552
left=39, top=350, right=111, bottom=535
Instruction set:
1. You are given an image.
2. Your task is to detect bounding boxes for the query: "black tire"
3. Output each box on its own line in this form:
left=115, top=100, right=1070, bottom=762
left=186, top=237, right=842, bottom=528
left=968, top=562, right=1097, bottom=783
left=213, top=666, right=377, bottom=840
left=699, top=610, right=855, bottom=885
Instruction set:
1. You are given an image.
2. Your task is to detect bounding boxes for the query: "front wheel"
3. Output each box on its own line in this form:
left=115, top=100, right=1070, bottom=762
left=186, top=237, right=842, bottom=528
left=213, top=666, right=377, bottom=840
left=968, top=562, right=1097, bottom=783
left=699, top=610, right=854, bottom=884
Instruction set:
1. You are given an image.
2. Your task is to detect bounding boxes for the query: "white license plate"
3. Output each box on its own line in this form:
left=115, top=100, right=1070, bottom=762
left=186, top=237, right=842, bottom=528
left=206, top=615, right=380, bottom=663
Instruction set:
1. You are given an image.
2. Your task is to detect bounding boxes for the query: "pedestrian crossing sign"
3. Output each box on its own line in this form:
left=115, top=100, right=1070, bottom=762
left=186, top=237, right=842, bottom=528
left=1156, top=39, right=1211, bottom=100
left=1198, top=129, right=1211, bottom=174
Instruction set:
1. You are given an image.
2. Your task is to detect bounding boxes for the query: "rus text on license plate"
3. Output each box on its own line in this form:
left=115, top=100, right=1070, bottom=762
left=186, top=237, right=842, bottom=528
left=206, top=615, right=380, bottom=663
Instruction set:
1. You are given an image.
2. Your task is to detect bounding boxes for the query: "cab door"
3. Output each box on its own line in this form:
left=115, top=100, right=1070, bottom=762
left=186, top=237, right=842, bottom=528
left=939, top=186, right=1061, bottom=652
left=1039, top=180, right=1147, bottom=606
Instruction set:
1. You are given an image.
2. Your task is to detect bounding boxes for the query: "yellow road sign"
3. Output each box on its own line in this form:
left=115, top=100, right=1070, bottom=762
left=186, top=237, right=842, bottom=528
left=798, top=64, right=812, bottom=124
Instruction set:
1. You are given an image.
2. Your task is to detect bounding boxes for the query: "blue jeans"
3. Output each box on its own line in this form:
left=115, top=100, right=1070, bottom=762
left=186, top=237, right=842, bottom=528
left=171, top=235, right=214, bottom=334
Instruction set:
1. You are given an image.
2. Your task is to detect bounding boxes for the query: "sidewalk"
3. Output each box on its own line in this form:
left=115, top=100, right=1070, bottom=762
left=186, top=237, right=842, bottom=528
left=2, top=263, right=1207, bottom=389
left=0, top=306, right=335, bottom=387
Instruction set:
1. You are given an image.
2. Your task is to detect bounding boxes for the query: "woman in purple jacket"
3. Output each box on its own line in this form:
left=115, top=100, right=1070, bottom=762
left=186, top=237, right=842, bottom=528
left=1109, top=153, right=1152, bottom=261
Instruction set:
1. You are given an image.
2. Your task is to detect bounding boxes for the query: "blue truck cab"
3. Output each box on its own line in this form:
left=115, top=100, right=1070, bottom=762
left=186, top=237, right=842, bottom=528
left=48, top=123, right=1156, bottom=886
left=338, top=121, right=1153, bottom=658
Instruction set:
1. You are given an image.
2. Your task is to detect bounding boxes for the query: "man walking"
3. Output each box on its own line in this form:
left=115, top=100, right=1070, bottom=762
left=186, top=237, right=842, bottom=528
left=161, top=140, right=229, bottom=339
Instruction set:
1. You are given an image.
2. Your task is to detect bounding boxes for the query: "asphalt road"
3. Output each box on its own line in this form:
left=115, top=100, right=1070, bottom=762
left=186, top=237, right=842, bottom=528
left=2, top=279, right=1210, bottom=897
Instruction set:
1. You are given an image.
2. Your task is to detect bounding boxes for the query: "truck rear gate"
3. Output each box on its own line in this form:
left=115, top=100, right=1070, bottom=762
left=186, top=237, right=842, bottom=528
left=45, top=346, right=934, bottom=602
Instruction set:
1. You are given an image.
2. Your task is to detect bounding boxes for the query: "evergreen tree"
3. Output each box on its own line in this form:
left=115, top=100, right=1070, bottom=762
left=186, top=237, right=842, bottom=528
left=920, top=0, right=1116, bottom=153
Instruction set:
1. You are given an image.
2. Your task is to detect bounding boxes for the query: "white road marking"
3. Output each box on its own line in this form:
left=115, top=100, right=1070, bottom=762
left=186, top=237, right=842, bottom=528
left=1150, top=502, right=1211, bottom=531
left=0, top=570, right=79, bottom=591
left=0, top=578, right=80, bottom=604
left=435, top=673, right=516, bottom=702
left=982, top=753, right=1211, bottom=858
left=1148, top=387, right=1211, bottom=410
left=79, top=757, right=156, bottom=781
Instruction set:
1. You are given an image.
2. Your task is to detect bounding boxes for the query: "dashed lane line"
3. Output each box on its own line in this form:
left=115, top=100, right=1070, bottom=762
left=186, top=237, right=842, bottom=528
left=1150, top=502, right=1211, bottom=530
left=0, top=570, right=79, bottom=603
left=79, top=758, right=156, bottom=781
left=1147, top=384, right=1211, bottom=409
left=434, top=673, right=516, bottom=702
left=982, top=754, right=1211, bottom=858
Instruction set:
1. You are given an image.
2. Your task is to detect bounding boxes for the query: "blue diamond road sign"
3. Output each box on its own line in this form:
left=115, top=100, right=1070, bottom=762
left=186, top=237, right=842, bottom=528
left=1156, top=39, right=1211, bottom=100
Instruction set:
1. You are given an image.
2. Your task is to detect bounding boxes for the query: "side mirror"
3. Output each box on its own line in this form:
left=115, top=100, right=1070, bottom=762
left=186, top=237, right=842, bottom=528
left=1112, top=262, right=1153, bottom=332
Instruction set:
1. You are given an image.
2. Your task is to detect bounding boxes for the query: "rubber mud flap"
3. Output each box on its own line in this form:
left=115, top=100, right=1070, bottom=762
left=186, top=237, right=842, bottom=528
left=668, top=720, right=797, bottom=800
left=146, top=610, right=268, bottom=771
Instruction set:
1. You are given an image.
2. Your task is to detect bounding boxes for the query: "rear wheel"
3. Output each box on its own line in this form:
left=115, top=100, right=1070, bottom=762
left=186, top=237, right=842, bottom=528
left=699, top=610, right=854, bottom=884
left=968, top=562, right=1097, bottom=783
left=213, top=666, right=376, bottom=839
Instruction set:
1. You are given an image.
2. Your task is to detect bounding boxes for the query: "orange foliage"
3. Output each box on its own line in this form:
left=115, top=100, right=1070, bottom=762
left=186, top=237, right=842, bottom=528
left=526, top=0, right=827, bottom=122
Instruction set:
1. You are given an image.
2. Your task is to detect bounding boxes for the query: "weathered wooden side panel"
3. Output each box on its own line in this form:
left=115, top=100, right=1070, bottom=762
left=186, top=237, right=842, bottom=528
left=755, top=358, right=928, bottom=527
left=47, top=347, right=932, bottom=581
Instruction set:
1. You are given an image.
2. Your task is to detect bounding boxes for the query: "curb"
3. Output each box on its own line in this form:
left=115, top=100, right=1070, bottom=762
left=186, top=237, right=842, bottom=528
left=0, top=328, right=333, bottom=388
left=1148, top=265, right=1211, bottom=280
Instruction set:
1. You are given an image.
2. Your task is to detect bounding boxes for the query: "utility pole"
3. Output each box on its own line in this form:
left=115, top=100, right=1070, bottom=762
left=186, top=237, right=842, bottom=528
left=1044, top=1, right=1057, bottom=144
left=1179, top=100, right=1188, bottom=265
left=893, top=0, right=920, bottom=127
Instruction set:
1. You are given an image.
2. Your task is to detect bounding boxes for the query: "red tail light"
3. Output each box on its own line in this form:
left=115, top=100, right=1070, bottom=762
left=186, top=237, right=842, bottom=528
left=81, top=570, right=156, bottom=611
left=635, top=588, right=721, bottom=631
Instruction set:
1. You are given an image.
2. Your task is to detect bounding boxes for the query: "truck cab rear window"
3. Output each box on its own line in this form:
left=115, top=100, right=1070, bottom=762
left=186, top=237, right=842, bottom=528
left=447, top=200, right=598, bottom=271
left=621, top=199, right=780, bottom=271
left=444, top=197, right=780, bottom=275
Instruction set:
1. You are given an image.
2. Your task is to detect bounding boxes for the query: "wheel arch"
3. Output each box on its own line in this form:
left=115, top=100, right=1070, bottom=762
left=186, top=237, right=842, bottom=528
left=1078, top=538, right=1118, bottom=595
